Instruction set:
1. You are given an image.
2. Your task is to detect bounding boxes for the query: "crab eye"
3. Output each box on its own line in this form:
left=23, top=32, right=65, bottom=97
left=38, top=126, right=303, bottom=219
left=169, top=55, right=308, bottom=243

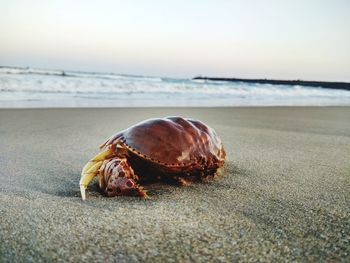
left=119, top=171, right=125, bottom=177
left=126, top=180, right=134, bottom=188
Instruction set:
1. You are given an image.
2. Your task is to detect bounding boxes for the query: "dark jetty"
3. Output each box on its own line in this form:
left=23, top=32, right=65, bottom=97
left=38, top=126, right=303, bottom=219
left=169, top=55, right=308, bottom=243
left=193, top=77, right=350, bottom=91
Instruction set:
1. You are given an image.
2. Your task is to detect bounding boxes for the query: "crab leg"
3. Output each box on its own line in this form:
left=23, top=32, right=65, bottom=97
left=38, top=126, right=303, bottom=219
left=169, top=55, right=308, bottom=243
left=80, top=147, right=114, bottom=200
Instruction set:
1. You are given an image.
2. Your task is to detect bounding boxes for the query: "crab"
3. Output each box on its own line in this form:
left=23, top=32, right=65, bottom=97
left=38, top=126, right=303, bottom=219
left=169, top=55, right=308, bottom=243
left=80, top=116, right=226, bottom=200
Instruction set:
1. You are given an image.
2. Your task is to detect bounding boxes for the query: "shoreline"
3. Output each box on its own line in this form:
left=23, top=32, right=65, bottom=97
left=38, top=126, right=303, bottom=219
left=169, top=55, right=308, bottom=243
left=1, top=105, right=350, bottom=109
left=1, top=101, right=350, bottom=108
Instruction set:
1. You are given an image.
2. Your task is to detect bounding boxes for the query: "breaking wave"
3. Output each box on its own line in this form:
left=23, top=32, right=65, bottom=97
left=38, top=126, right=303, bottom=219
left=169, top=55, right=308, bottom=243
left=1, top=66, right=350, bottom=107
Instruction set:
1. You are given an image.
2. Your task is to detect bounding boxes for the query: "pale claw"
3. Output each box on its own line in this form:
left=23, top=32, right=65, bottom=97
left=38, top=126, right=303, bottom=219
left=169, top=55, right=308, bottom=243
left=80, top=158, right=105, bottom=200
left=80, top=184, right=86, bottom=201
left=82, top=147, right=114, bottom=174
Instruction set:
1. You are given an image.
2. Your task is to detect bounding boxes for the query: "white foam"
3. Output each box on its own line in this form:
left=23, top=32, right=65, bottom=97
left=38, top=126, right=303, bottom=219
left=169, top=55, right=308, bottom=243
left=1, top=67, right=350, bottom=107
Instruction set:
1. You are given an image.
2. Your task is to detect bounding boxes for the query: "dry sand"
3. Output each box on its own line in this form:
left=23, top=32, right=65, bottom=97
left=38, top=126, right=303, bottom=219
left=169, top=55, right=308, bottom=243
left=0, top=107, right=349, bottom=262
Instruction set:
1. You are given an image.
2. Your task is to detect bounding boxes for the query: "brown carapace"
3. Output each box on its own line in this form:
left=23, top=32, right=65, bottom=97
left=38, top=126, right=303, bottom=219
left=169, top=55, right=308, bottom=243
left=80, top=116, right=226, bottom=200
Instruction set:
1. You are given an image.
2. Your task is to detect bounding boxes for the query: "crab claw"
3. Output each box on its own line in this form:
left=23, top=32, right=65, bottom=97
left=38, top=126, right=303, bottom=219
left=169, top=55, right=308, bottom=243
left=100, top=158, right=148, bottom=198
left=80, top=147, right=114, bottom=200
left=82, top=147, right=114, bottom=175
left=80, top=161, right=103, bottom=200
left=105, top=175, right=147, bottom=198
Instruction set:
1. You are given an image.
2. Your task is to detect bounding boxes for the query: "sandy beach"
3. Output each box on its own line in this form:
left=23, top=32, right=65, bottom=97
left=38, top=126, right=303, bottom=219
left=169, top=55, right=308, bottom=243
left=0, top=107, right=349, bottom=262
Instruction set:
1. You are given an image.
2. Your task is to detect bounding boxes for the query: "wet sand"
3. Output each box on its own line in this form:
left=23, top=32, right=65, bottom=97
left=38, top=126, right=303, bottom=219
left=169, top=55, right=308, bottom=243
left=0, top=107, right=349, bottom=262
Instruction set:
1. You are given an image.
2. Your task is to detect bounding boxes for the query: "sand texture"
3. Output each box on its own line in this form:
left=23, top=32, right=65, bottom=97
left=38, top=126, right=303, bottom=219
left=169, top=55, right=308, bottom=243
left=0, top=107, right=349, bottom=262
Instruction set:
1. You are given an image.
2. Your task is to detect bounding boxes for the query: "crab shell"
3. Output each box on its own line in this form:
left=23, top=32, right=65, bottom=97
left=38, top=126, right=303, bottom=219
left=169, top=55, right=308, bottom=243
left=100, top=116, right=226, bottom=184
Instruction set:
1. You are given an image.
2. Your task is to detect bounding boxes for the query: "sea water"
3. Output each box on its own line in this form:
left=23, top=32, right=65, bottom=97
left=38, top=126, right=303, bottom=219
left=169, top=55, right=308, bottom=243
left=1, top=67, right=350, bottom=107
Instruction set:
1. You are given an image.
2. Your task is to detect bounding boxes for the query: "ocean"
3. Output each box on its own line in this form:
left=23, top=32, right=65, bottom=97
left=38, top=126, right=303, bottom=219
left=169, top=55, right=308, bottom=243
left=1, top=66, right=350, bottom=107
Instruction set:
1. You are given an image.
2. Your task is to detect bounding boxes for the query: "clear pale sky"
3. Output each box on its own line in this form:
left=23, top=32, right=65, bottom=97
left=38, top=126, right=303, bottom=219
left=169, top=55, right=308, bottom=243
left=1, top=0, right=349, bottom=81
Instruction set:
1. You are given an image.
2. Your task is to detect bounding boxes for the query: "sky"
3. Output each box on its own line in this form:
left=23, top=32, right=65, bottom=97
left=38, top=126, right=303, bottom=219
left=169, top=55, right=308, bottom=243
left=1, top=0, right=349, bottom=81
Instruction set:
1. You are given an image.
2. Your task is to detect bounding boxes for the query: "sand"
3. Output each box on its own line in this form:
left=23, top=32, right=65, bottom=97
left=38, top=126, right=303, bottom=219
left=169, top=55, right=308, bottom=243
left=0, top=107, right=349, bottom=262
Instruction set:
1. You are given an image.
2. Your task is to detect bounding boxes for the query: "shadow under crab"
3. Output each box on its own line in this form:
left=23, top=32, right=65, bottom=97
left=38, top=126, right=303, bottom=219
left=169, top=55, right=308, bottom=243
left=80, top=116, right=226, bottom=200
